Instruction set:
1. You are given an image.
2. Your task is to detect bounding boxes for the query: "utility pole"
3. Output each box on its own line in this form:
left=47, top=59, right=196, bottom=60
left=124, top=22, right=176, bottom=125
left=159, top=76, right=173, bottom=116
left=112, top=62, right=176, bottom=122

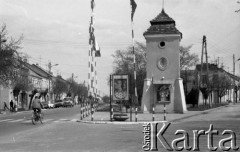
left=200, top=35, right=209, bottom=87
left=200, top=35, right=210, bottom=106
left=48, top=61, right=58, bottom=102
left=233, top=54, right=235, bottom=75
left=205, top=36, right=209, bottom=84
left=71, top=73, right=74, bottom=99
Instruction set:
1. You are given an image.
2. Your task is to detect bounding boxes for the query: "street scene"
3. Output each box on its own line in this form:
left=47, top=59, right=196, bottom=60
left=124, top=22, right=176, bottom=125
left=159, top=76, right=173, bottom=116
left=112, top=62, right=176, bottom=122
left=1, top=0, right=240, bottom=152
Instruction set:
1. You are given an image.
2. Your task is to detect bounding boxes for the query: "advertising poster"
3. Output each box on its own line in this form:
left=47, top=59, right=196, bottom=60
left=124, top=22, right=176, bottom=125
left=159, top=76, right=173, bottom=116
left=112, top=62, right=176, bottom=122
left=112, top=75, right=129, bottom=101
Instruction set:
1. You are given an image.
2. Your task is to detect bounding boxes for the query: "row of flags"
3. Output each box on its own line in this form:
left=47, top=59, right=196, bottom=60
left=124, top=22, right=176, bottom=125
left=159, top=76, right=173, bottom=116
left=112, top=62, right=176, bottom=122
left=89, top=0, right=137, bottom=57
left=90, top=0, right=101, bottom=57
left=88, top=0, right=137, bottom=99
left=130, top=0, right=137, bottom=22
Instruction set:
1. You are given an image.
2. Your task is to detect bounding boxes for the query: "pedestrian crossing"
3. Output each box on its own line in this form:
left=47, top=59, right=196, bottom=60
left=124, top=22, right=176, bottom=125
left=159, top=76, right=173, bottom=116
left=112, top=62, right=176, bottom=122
left=0, top=118, right=79, bottom=124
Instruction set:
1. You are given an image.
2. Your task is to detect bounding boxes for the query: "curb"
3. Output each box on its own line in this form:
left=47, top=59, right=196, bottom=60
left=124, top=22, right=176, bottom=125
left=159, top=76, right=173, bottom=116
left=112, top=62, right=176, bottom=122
left=77, top=104, right=230, bottom=125
left=76, top=120, right=168, bottom=125
left=172, top=104, right=229, bottom=122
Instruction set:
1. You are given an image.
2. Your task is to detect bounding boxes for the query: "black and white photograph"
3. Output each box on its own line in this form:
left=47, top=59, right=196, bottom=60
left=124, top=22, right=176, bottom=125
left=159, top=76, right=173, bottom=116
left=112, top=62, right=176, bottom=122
left=0, top=0, right=240, bottom=151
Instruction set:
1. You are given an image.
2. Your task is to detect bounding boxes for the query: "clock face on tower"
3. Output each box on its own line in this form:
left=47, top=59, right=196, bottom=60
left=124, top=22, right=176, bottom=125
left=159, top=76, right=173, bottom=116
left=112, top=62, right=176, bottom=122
left=157, top=57, right=168, bottom=71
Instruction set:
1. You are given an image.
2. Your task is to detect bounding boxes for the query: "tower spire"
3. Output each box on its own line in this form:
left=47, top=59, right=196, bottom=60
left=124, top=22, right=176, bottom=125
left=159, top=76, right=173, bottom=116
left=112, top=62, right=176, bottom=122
left=162, top=0, right=165, bottom=10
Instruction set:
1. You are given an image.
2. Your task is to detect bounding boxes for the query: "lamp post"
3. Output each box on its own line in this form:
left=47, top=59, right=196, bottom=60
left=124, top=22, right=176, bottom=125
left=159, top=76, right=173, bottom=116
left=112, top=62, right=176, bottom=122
left=48, top=62, right=58, bottom=102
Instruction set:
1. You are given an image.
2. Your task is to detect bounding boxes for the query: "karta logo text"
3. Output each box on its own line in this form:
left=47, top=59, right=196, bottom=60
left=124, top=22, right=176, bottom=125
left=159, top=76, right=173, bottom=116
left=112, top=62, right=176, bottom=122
left=142, top=123, right=239, bottom=151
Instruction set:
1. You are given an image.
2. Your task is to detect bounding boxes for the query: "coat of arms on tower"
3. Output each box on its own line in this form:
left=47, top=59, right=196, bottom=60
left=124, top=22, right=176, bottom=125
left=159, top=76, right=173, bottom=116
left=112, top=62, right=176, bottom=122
left=157, top=84, right=171, bottom=102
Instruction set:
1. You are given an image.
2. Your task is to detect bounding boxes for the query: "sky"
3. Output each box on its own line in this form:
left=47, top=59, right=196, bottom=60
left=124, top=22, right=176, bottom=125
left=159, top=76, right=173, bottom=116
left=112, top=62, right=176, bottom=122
left=0, top=0, right=240, bottom=95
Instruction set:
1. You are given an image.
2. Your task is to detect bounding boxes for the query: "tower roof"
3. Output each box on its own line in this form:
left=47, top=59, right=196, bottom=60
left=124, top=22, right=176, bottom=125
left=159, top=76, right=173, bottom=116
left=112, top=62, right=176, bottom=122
left=144, top=9, right=182, bottom=37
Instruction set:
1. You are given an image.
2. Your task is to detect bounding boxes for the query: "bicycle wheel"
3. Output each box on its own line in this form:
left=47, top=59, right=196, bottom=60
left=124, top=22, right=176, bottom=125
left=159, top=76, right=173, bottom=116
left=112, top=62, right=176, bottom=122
left=40, top=112, right=44, bottom=124
left=32, top=114, right=36, bottom=125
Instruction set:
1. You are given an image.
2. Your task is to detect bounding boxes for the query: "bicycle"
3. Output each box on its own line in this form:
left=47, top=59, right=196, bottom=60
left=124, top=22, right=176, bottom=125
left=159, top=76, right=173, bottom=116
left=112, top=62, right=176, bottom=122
left=32, top=109, right=44, bottom=125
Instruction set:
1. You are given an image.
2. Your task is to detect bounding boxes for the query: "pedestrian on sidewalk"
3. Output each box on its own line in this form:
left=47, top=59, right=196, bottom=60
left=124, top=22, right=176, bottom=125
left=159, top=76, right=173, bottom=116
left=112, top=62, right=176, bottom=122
left=10, top=100, right=14, bottom=112
left=3, top=102, right=9, bottom=111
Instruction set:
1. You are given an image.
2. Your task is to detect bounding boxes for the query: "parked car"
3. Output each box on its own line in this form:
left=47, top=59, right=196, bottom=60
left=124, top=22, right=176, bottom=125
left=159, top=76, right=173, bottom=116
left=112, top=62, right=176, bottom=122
left=54, top=100, right=63, bottom=108
left=48, top=101, right=55, bottom=108
left=42, top=102, right=49, bottom=109
left=63, top=97, right=74, bottom=107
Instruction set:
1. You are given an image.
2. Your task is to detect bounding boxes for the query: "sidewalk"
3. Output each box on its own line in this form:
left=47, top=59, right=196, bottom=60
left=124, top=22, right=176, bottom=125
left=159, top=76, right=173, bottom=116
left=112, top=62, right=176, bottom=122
left=0, top=108, right=31, bottom=116
left=77, top=104, right=230, bottom=124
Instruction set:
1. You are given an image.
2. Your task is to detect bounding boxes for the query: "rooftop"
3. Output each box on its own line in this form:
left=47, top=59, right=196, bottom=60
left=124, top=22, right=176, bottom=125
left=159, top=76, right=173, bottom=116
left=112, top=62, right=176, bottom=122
left=144, top=9, right=182, bottom=36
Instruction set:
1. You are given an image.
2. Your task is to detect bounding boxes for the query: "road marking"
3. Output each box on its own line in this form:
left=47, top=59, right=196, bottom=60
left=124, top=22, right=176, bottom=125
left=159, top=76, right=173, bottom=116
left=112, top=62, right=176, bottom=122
left=53, top=120, right=60, bottom=123
left=9, top=119, right=25, bottom=122
left=53, top=119, right=79, bottom=123
left=21, top=120, right=31, bottom=123
left=43, top=119, right=54, bottom=122
left=0, top=118, right=79, bottom=123
left=70, top=119, right=78, bottom=122
left=59, top=119, right=69, bottom=121
left=0, top=119, right=13, bottom=122
left=0, top=119, right=14, bottom=122
left=21, top=118, right=54, bottom=123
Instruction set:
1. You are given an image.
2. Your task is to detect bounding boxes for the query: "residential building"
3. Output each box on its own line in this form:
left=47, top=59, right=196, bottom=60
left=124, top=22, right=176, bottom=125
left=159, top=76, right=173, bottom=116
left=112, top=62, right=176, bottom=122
left=182, top=63, right=240, bottom=105
left=0, top=60, right=55, bottom=111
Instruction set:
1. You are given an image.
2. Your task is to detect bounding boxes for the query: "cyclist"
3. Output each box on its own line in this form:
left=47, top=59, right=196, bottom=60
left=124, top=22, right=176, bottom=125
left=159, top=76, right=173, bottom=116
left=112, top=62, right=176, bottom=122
left=32, top=95, right=43, bottom=117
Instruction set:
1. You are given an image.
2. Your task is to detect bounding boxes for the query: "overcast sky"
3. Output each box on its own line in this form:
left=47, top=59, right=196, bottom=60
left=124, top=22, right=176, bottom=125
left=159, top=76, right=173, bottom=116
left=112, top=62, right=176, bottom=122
left=0, top=0, right=240, bottom=95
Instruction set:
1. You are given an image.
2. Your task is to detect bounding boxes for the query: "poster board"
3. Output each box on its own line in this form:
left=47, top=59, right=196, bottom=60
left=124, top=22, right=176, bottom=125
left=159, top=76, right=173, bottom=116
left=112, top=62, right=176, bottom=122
left=112, top=75, right=129, bottom=101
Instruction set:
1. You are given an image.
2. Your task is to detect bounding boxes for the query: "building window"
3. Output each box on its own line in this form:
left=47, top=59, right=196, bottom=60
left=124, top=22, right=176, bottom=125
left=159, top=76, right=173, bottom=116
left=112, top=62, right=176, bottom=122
left=159, top=41, right=166, bottom=48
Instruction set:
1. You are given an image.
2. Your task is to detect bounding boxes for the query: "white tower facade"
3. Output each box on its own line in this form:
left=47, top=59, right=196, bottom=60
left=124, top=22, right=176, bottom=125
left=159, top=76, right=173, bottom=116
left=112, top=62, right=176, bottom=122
left=141, top=9, right=187, bottom=113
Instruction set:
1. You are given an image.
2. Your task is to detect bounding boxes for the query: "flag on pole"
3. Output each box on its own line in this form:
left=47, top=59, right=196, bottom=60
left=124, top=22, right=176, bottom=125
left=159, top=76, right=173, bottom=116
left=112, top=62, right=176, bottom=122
left=94, top=39, right=101, bottom=57
left=91, top=0, right=95, bottom=11
left=130, top=0, right=137, bottom=21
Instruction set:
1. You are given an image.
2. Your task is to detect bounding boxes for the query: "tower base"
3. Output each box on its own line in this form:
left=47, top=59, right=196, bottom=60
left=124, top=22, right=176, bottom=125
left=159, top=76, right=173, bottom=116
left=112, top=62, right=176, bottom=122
left=141, top=78, right=187, bottom=114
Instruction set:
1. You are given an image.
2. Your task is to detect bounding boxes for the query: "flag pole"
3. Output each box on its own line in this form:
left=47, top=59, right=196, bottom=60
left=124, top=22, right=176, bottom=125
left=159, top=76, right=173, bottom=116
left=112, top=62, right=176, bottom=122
left=88, top=0, right=97, bottom=112
left=130, top=0, right=138, bottom=107
left=131, top=22, right=138, bottom=107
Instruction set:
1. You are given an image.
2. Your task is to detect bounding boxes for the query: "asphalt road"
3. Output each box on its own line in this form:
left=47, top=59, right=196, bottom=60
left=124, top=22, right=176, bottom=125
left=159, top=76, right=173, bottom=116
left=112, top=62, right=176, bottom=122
left=0, top=105, right=81, bottom=137
left=0, top=104, right=240, bottom=152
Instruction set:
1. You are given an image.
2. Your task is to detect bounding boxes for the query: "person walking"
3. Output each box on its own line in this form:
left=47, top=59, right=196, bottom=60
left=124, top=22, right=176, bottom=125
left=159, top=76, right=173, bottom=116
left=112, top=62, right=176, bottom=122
left=10, top=100, right=14, bottom=112
left=3, top=102, right=9, bottom=111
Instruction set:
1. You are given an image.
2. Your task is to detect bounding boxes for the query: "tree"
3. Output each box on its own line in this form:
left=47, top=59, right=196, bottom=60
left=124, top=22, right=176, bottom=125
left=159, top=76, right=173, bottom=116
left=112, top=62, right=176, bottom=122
left=77, top=83, right=88, bottom=99
left=180, top=45, right=199, bottom=70
left=66, top=77, right=78, bottom=98
left=0, top=24, right=23, bottom=86
left=211, top=74, right=231, bottom=103
left=52, top=75, right=68, bottom=100
left=112, top=42, right=146, bottom=106
left=12, top=67, right=33, bottom=108
left=66, top=78, right=88, bottom=103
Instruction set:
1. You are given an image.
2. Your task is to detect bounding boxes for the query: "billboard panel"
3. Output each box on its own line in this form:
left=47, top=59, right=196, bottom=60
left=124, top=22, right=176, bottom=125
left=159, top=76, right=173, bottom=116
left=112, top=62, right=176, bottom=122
left=112, top=75, right=129, bottom=101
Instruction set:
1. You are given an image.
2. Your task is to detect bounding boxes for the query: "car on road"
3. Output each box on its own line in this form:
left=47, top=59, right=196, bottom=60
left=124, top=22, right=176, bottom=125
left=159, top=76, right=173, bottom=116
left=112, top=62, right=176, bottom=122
left=62, top=97, right=74, bottom=107
left=54, top=100, right=63, bottom=108
left=42, top=102, right=49, bottom=109
left=41, top=101, right=55, bottom=109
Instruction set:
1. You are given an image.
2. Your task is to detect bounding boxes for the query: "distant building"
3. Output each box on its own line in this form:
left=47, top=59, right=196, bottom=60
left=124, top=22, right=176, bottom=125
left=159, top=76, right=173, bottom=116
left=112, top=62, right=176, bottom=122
left=182, top=63, right=240, bottom=105
left=0, top=60, right=57, bottom=110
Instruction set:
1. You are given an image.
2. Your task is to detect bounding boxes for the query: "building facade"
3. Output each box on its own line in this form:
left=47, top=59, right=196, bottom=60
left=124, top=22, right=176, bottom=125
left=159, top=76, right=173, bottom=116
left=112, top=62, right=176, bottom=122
left=0, top=61, right=55, bottom=111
